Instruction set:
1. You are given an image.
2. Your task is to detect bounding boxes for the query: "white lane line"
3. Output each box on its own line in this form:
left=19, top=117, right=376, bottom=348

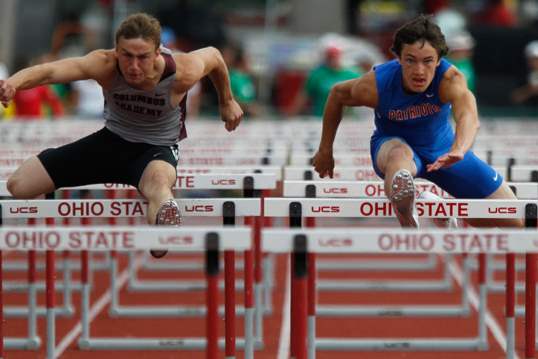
left=54, top=254, right=144, bottom=358
left=277, top=256, right=291, bottom=359
left=449, top=258, right=519, bottom=358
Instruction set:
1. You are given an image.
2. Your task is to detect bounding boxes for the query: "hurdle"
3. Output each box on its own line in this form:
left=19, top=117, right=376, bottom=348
left=284, top=166, right=440, bottom=271
left=265, top=197, right=537, bottom=358
left=0, top=225, right=251, bottom=359
left=262, top=227, right=538, bottom=357
left=0, top=196, right=262, bottom=357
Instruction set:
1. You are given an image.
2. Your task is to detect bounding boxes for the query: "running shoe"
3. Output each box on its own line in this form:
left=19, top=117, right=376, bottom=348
left=390, top=169, right=419, bottom=228
left=151, top=199, right=182, bottom=258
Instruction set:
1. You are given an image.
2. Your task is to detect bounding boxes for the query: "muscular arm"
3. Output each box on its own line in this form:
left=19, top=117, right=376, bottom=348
left=318, top=71, right=378, bottom=152
left=7, top=50, right=112, bottom=90
left=174, top=47, right=242, bottom=131
left=440, top=67, right=480, bottom=155
left=174, top=47, right=233, bottom=104
left=1, top=50, right=113, bottom=107
left=314, top=71, right=378, bottom=177
left=427, top=67, right=480, bottom=172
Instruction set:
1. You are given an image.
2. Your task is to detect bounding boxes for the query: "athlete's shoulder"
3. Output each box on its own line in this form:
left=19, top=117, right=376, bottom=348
left=439, top=65, right=471, bottom=103
left=441, top=65, right=466, bottom=87
left=84, top=49, right=116, bottom=66
left=350, top=71, right=378, bottom=107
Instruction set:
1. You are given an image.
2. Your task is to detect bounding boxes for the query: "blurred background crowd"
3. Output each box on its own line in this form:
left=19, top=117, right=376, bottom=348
left=0, top=0, right=537, bottom=121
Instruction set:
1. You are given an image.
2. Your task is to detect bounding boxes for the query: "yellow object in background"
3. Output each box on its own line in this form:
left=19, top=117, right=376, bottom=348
left=1, top=101, right=15, bottom=120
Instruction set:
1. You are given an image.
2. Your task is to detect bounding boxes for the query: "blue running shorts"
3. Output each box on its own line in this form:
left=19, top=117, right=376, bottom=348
left=370, top=134, right=502, bottom=199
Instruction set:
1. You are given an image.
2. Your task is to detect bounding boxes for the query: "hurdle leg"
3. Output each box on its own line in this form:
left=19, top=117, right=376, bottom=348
left=206, top=234, right=220, bottom=359
left=244, top=244, right=255, bottom=358
left=27, top=251, right=39, bottom=348
left=109, top=251, right=119, bottom=314
left=478, top=253, right=488, bottom=350
left=506, top=253, right=515, bottom=359
left=62, top=250, right=73, bottom=314
left=292, top=235, right=308, bottom=359
left=461, top=253, right=471, bottom=314
left=46, top=249, right=56, bottom=359
left=224, top=250, right=236, bottom=358
left=305, top=217, right=316, bottom=359
left=525, top=253, right=536, bottom=359
left=243, top=216, right=256, bottom=358
left=79, top=250, right=90, bottom=346
left=78, top=215, right=92, bottom=348
left=0, top=249, right=3, bottom=358
left=254, top=214, right=264, bottom=341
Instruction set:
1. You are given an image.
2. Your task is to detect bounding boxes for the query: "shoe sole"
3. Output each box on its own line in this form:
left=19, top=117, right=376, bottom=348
left=151, top=200, right=182, bottom=258
left=390, top=170, right=418, bottom=228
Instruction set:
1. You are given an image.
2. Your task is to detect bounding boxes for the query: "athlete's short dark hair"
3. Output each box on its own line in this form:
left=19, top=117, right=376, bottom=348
left=391, top=15, right=448, bottom=59
left=115, top=13, right=161, bottom=49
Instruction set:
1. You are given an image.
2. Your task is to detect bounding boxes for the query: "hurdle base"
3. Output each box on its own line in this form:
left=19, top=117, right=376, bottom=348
left=317, top=279, right=452, bottom=292
left=4, top=280, right=85, bottom=292
left=315, top=338, right=486, bottom=351
left=79, top=337, right=264, bottom=350
left=5, top=336, right=41, bottom=350
left=317, top=256, right=436, bottom=271
left=5, top=305, right=75, bottom=318
left=317, top=305, right=470, bottom=317
left=127, top=279, right=245, bottom=292
left=108, top=304, right=265, bottom=318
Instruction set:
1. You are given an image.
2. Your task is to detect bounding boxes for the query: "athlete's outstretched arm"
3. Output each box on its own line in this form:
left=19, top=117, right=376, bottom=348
left=0, top=50, right=111, bottom=107
left=313, top=72, right=378, bottom=178
left=176, top=47, right=243, bottom=131
left=427, top=67, right=480, bottom=172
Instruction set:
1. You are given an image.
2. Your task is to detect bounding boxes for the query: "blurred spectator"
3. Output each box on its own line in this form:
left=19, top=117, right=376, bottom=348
left=14, top=86, right=64, bottom=119
left=12, top=57, right=64, bottom=119
left=288, top=44, right=360, bottom=117
left=71, top=79, right=104, bottom=118
left=446, top=31, right=476, bottom=92
left=0, top=63, right=15, bottom=119
left=222, top=42, right=261, bottom=117
left=0, top=63, right=7, bottom=80
left=431, top=0, right=467, bottom=38
left=474, top=0, right=517, bottom=27
left=511, top=40, right=538, bottom=106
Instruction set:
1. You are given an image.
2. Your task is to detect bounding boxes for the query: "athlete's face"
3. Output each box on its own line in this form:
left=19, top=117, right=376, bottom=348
left=116, top=37, right=160, bottom=86
left=398, top=41, right=440, bottom=93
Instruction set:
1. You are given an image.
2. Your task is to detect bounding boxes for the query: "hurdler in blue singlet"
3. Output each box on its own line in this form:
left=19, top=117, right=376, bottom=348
left=370, top=58, right=502, bottom=199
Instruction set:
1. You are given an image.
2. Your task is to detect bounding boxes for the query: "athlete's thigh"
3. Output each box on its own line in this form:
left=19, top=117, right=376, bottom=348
left=37, top=127, right=132, bottom=188
left=8, top=156, right=55, bottom=197
left=136, top=145, right=179, bottom=191
left=370, top=135, right=420, bottom=178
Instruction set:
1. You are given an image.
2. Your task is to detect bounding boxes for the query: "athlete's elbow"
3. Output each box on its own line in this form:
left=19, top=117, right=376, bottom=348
left=473, top=117, right=481, bottom=131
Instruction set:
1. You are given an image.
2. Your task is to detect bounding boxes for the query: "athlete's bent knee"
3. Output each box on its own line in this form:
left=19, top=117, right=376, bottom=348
left=386, top=145, right=412, bottom=163
left=6, top=176, right=31, bottom=199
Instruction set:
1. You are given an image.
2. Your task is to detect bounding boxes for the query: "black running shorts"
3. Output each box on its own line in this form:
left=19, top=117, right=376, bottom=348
left=37, top=127, right=179, bottom=189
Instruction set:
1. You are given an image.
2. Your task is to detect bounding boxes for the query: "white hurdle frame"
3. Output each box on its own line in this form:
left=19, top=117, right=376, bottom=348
left=0, top=226, right=251, bottom=359
left=263, top=227, right=538, bottom=358
left=0, top=197, right=261, bottom=358
left=264, top=197, right=538, bottom=359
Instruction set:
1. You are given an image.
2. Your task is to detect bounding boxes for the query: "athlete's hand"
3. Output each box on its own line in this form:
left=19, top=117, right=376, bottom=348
left=312, top=149, right=335, bottom=178
left=220, top=99, right=243, bottom=132
left=0, top=80, right=16, bottom=108
left=426, top=149, right=465, bottom=172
